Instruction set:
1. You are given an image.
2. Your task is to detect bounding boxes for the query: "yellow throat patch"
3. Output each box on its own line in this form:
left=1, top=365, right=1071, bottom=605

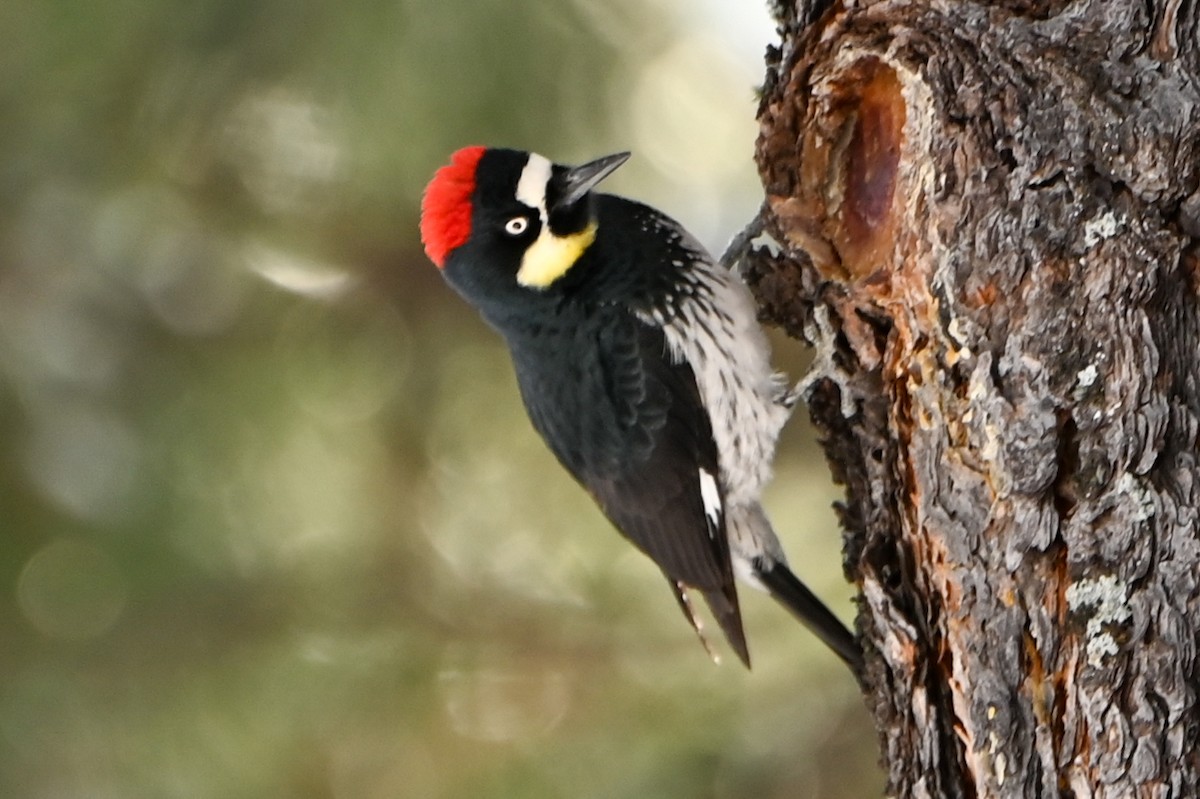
left=516, top=222, right=598, bottom=288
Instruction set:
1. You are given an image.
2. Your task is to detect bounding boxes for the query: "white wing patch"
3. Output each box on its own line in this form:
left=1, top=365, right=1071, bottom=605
left=699, top=467, right=722, bottom=535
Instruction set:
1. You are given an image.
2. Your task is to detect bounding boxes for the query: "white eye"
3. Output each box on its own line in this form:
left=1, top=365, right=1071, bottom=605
left=504, top=216, right=529, bottom=236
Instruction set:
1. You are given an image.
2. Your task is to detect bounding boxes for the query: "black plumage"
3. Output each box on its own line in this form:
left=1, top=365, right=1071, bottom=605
left=427, top=147, right=860, bottom=669
left=509, top=307, right=748, bottom=664
left=443, top=187, right=752, bottom=661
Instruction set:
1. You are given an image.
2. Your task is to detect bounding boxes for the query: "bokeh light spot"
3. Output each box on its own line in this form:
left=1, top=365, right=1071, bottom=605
left=95, top=185, right=250, bottom=336
left=246, top=242, right=356, bottom=298
left=222, top=89, right=345, bottom=216
left=23, top=401, right=142, bottom=523
left=439, top=665, right=570, bottom=743
left=17, top=538, right=129, bottom=640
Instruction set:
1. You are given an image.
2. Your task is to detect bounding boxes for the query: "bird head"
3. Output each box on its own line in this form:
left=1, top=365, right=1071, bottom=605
left=420, top=147, right=630, bottom=295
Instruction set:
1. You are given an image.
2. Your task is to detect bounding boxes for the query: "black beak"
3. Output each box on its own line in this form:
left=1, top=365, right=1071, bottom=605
left=554, top=152, right=631, bottom=210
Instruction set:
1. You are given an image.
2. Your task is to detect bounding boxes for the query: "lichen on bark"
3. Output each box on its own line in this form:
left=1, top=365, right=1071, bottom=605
left=746, top=1, right=1200, bottom=795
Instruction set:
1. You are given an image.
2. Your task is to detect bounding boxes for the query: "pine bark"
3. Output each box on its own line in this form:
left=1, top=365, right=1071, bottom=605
left=743, top=1, right=1200, bottom=795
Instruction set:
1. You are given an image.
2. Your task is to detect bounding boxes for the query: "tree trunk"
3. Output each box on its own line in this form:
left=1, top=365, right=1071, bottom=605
left=741, top=1, right=1200, bottom=795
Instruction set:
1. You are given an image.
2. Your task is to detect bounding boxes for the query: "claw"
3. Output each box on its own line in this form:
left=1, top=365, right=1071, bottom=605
left=672, top=581, right=721, bottom=665
left=792, top=305, right=858, bottom=419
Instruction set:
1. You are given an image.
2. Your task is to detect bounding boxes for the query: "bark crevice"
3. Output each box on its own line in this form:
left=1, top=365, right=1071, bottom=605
left=751, top=1, right=1200, bottom=795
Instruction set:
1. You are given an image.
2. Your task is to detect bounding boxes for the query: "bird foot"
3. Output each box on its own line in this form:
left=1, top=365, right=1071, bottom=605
left=787, top=305, right=858, bottom=419
left=673, top=582, right=721, bottom=666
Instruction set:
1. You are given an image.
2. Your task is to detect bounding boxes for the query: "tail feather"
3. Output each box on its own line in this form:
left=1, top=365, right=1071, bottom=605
left=701, top=585, right=751, bottom=668
left=756, top=561, right=862, bottom=671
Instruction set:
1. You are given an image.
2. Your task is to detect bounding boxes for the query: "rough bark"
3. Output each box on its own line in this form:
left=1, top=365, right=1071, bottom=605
left=742, top=1, right=1200, bottom=796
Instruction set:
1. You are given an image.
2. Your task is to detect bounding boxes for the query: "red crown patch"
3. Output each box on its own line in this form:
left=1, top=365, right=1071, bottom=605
left=419, top=146, right=487, bottom=268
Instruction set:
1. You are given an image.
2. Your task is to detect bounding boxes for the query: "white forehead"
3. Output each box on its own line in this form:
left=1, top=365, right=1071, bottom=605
left=515, top=152, right=553, bottom=213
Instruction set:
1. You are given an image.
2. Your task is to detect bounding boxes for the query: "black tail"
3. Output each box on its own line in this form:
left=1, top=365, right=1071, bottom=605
left=756, top=561, right=862, bottom=671
left=700, top=585, right=751, bottom=669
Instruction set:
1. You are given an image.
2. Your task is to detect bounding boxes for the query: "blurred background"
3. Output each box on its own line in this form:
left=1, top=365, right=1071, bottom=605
left=0, top=0, right=880, bottom=796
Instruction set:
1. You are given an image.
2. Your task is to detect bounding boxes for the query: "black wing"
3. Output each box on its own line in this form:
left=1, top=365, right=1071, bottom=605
left=510, top=311, right=749, bottom=664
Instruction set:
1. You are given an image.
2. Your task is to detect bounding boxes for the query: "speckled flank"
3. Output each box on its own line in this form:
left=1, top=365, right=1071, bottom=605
left=639, top=222, right=793, bottom=575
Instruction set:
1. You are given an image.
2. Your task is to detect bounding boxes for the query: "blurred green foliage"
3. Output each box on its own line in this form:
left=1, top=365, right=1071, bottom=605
left=0, top=1, right=880, bottom=796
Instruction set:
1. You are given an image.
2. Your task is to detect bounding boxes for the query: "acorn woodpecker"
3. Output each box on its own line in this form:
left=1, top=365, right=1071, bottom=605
left=419, top=146, right=860, bottom=670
